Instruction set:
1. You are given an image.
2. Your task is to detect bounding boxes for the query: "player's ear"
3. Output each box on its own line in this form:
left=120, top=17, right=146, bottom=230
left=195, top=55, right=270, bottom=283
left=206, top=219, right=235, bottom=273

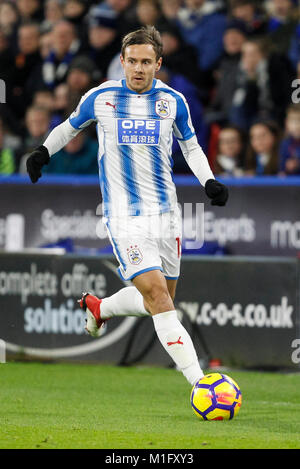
left=156, top=57, right=162, bottom=72
left=120, top=54, right=125, bottom=67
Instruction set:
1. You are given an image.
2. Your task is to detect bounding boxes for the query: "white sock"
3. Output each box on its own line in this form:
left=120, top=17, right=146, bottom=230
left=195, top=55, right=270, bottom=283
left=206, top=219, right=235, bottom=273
left=152, top=310, right=204, bottom=386
left=100, top=286, right=150, bottom=320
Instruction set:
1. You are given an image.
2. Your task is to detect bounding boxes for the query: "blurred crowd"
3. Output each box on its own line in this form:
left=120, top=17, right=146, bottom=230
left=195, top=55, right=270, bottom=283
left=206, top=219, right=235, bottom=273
left=0, top=0, right=300, bottom=177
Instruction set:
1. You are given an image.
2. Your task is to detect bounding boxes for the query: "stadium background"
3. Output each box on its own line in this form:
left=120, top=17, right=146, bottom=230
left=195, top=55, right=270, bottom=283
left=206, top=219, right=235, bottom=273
left=0, top=0, right=299, bottom=370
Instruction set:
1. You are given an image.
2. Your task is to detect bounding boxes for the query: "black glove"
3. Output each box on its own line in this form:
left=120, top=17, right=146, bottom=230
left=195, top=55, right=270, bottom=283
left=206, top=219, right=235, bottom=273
left=26, top=145, right=50, bottom=183
left=205, top=179, right=229, bottom=206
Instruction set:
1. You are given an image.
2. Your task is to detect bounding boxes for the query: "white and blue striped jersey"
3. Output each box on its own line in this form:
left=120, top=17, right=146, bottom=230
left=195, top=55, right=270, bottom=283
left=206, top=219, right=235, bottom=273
left=68, top=78, right=196, bottom=217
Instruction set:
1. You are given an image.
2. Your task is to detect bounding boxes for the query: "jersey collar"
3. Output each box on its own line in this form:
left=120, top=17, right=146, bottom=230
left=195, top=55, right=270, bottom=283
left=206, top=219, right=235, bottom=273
left=121, top=78, right=157, bottom=95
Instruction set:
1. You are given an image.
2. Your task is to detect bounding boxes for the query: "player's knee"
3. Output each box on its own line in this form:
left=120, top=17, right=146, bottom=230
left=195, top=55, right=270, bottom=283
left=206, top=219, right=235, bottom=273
left=142, top=282, right=166, bottom=301
left=143, top=284, right=173, bottom=314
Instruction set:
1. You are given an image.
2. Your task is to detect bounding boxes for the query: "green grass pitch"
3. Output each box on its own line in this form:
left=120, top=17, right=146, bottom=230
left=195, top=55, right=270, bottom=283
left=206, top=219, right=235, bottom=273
left=1, top=362, right=300, bottom=449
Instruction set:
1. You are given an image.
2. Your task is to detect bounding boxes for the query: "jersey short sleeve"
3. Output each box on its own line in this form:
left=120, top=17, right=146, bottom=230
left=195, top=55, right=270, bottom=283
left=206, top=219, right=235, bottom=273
left=69, top=88, right=98, bottom=129
left=172, top=93, right=195, bottom=142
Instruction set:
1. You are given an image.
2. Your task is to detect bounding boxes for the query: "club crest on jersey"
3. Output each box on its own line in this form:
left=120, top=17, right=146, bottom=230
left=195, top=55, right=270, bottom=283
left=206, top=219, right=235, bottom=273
left=155, top=99, right=170, bottom=118
left=127, top=245, right=143, bottom=265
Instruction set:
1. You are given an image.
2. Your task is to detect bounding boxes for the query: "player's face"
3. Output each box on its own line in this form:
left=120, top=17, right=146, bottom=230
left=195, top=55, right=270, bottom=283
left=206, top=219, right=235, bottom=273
left=121, top=44, right=162, bottom=94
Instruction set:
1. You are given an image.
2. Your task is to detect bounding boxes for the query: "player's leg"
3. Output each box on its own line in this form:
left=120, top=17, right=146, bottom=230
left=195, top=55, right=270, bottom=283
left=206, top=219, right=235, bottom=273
left=80, top=277, right=177, bottom=329
left=79, top=212, right=203, bottom=385
left=78, top=285, right=150, bottom=337
left=132, top=269, right=204, bottom=386
left=100, top=277, right=178, bottom=317
left=132, top=269, right=173, bottom=314
left=166, top=278, right=177, bottom=302
left=78, top=216, right=161, bottom=335
left=98, top=285, right=150, bottom=318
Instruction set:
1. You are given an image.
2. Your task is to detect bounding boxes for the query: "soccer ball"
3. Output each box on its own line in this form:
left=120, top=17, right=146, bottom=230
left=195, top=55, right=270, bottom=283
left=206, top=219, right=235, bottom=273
left=191, top=373, right=242, bottom=421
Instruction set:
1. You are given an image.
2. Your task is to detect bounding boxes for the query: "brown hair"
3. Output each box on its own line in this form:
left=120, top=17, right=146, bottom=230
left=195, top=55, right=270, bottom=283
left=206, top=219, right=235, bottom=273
left=121, top=26, right=163, bottom=61
left=245, top=121, right=281, bottom=175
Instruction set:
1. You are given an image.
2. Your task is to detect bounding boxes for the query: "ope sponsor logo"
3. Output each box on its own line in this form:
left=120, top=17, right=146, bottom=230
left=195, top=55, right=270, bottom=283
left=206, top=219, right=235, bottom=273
left=121, top=119, right=157, bottom=130
left=117, top=118, right=160, bottom=145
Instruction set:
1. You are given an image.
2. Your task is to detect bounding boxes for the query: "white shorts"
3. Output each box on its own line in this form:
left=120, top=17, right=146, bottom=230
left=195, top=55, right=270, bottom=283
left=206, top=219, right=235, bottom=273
left=103, top=209, right=182, bottom=281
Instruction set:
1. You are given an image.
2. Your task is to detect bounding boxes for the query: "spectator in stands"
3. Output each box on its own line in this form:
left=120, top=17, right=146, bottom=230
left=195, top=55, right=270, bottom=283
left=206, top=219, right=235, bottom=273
left=64, top=0, right=90, bottom=44
left=10, top=22, right=43, bottom=118
left=42, top=20, right=82, bottom=89
left=66, top=55, right=98, bottom=113
left=279, top=104, right=300, bottom=176
left=159, top=22, right=202, bottom=89
left=31, top=87, right=66, bottom=129
left=32, top=88, right=54, bottom=112
left=88, top=6, right=121, bottom=80
left=229, top=38, right=293, bottom=130
left=245, top=121, right=281, bottom=175
left=16, top=0, right=43, bottom=22
left=266, top=0, right=298, bottom=56
left=214, top=125, right=245, bottom=177
left=39, top=30, right=53, bottom=60
left=52, top=83, right=69, bottom=125
left=64, top=0, right=89, bottom=26
left=41, top=0, right=64, bottom=33
left=0, top=28, right=23, bottom=138
left=25, top=105, right=51, bottom=147
left=205, top=18, right=248, bottom=125
left=135, top=0, right=162, bottom=27
left=175, top=0, right=227, bottom=71
left=0, top=1, right=20, bottom=39
left=67, top=56, right=96, bottom=93
left=0, top=117, right=15, bottom=175
left=159, top=0, right=182, bottom=22
left=33, top=83, right=70, bottom=130
left=99, top=0, right=139, bottom=37
left=18, top=106, right=51, bottom=172
left=43, top=131, right=99, bottom=175
left=229, top=0, right=268, bottom=37
left=0, top=27, right=14, bottom=84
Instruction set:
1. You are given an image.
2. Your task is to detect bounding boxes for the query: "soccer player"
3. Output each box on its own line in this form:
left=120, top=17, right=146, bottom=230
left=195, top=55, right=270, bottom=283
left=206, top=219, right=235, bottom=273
left=26, top=26, right=228, bottom=387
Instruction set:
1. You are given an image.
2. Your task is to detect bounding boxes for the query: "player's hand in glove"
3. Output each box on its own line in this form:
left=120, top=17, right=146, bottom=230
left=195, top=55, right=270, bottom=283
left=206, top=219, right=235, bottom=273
left=205, top=179, right=229, bottom=206
left=26, top=145, right=50, bottom=183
